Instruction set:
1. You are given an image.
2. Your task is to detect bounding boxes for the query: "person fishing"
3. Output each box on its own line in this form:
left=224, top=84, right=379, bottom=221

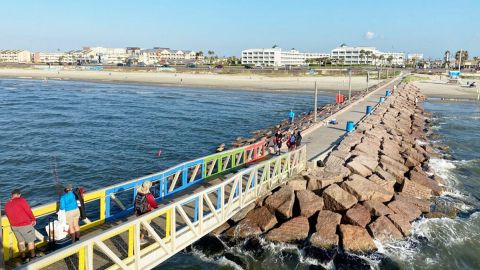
left=134, top=181, right=158, bottom=244
left=4, top=189, right=37, bottom=263
left=59, top=184, right=81, bottom=243
left=288, top=110, right=295, bottom=124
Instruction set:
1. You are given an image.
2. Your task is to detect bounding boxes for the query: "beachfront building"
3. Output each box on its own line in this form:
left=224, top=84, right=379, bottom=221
left=0, top=50, right=32, bottom=63
left=33, top=52, right=75, bottom=64
left=330, top=45, right=380, bottom=65
left=381, top=52, right=406, bottom=67
left=241, top=48, right=317, bottom=67
left=304, top=52, right=330, bottom=60
left=407, top=53, right=424, bottom=61
left=330, top=45, right=406, bottom=66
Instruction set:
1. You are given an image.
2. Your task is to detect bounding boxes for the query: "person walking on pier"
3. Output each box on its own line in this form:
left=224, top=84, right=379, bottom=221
left=4, top=189, right=37, bottom=263
left=274, top=131, right=283, bottom=155
left=288, top=110, right=295, bottom=124
left=295, top=130, right=302, bottom=147
left=134, top=181, right=158, bottom=244
left=60, top=184, right=81, bottom=243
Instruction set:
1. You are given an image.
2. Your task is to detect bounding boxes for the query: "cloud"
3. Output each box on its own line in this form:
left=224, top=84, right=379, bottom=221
left=364, top=31, right=375, bottom=40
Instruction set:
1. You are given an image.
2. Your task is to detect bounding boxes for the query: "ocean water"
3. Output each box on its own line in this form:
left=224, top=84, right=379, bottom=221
left=0, top=79, right=327, bottom=206
left=2, top=79, right=480, bottom=269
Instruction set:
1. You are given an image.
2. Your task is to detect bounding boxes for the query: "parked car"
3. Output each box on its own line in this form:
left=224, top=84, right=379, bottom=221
left=244, top=65, right=254, bottom=69
left=117, top=63, right=125, bottom=66
left=215, top=65, right=224, bottom=69
left=186, top=63, right=197, bottom=68
left=138, top=62, right=146, bottom=67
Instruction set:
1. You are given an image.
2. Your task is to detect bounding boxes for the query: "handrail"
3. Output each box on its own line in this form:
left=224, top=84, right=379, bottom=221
left=17, top=146, right=307, bottom=270
left=2, top=140, right=267, bottom=262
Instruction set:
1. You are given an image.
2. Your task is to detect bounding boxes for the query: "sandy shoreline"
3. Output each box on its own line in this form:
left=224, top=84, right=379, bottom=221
left=0, top=68, right=378, bottom=93
left=413, top=75, right=480, bottom=100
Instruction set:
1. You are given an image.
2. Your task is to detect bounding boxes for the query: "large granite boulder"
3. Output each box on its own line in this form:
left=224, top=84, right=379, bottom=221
left=409, top=170, right=443, bottom=196
left=243, top=206, right=278, bottom=232
left=341, top=174, right=393, bottom=202
left=346, top=160, right=372, bottom=178
left=387, top=199, right=422, bottom=221
left=323, top=184, right=358, bottom=211
left=401, top=179, right=432, bottom=200
left=305, top=169, right=344, bottom=191
left=287, top=177, right=307, bottom=191
left=230, top=203, right=255, bottom=223
left=387, top=214, right=412, bottom=236
left=339, top=224, right=377, bottom=253
left=352, top=155, right=378, bottom=172
left=296, top=190, right=324, bottom=218
left=265, top=186, right=295, bottom=220
left=394, top=193, right=431, bottom=213
left=310, top=210, right=342, bottom=250
left=363, top=200, right=394, bottom=217
left=265, top=217, right=309, bottom=243
left=368, top=216, right=403, bottom=241
left=344, top=204, right=371, bottom=227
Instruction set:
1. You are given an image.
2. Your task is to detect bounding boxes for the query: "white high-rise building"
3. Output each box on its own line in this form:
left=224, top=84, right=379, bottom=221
left=241, top=48, right=326, bottom=67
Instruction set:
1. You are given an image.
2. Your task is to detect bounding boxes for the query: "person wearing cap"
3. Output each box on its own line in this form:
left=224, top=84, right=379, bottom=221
left=59, top=184, right=81, bottom=243
left=133, top=181, right=158, bottom=244
left=4, top=189, right=37, bottom=262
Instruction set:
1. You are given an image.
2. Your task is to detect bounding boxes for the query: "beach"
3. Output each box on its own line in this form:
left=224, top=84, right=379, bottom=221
left=413, top=74, right=480, bottom=100
left=0, top=67, right=377, bottom=93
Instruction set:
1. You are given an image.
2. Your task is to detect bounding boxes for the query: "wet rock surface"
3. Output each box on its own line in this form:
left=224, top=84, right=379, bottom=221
left=216, top=82, right=451, bottom=264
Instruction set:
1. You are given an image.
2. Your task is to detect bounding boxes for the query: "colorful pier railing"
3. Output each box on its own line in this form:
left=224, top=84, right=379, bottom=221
left=16, top=146, right=307, bottom=270
left=1, top=140, right=267, bottom=263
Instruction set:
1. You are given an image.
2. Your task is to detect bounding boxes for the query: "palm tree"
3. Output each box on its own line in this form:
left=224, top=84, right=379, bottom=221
left=207, top=50, right=215, bottom=64
left=444, top=50, right=450, bottom=68
left=455, top=50, right=468, bottom=68
left=365, top=51, right=372, bottom=66
left=359, top=49, right=366, bottom=65
left=371, top=54, right=378, bottom=67
left=387, top=55, right=394, bottom=67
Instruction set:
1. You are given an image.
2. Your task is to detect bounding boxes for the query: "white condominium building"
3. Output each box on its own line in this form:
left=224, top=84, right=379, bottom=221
left=0, top=50, right=32, bottom=63
left=381, top=52, right=406, bottom=66
left=304, top=52, right=330, bottom=60
left=241, top=48, right=320, bottom=67
left=331, top=45, right=381, bottom=65
left=331, top=45, right=406, bottom=66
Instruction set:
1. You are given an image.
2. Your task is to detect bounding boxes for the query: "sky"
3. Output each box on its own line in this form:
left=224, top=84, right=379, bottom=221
left=1, top=0, right=479, bottom=59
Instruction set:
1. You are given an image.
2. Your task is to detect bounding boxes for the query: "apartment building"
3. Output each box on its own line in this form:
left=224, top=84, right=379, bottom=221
left=331, top=45, right=406, bottom=66
left=304, top=52, right=330, bottom=60
left=0, top=50, right=32, bottom=63
left=241, top=48, right=310, bottom=67
left=33, top=52, right=74, bottom=64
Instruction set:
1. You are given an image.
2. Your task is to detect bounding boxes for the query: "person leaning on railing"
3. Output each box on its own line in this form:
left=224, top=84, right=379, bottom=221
left=4, top=189, right=37, bottom=263
left=134, top=181, right=158, bottom=245
left=60, top=184, right=81, bottom=243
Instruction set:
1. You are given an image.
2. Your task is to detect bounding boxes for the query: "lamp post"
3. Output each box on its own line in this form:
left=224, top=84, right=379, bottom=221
left=314, top=81, right=318, bottom=122
left=348, top=68, right=352, bottom=103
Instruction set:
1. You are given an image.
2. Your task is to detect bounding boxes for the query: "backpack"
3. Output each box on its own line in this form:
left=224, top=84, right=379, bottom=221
left=134, top=193, right=149, bottom=215
left=290, top=135, right=296, bottom=144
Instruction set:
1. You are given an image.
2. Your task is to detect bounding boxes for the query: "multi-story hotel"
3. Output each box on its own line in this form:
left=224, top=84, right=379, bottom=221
left=330, top=45, right=406, bottom=67
left=0, top=50, right=32, bottom=63
left=241, top=48, right=326, bottom=67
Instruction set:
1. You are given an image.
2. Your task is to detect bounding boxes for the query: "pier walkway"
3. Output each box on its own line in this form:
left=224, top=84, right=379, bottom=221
left=1, top=76, right=399, bottom=270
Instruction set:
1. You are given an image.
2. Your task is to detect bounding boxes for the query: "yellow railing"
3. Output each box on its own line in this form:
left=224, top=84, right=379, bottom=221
left=17, top=146, right=306, bottom=270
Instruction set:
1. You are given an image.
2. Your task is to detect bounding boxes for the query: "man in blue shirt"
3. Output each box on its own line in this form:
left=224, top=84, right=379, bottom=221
left=60, top=184, right=81, bottom=243
left=289, top=110, right=295, bottom=124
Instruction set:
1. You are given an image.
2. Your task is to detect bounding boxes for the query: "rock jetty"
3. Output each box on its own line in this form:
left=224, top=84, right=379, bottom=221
left=212, top=81, right=448, bottom=259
